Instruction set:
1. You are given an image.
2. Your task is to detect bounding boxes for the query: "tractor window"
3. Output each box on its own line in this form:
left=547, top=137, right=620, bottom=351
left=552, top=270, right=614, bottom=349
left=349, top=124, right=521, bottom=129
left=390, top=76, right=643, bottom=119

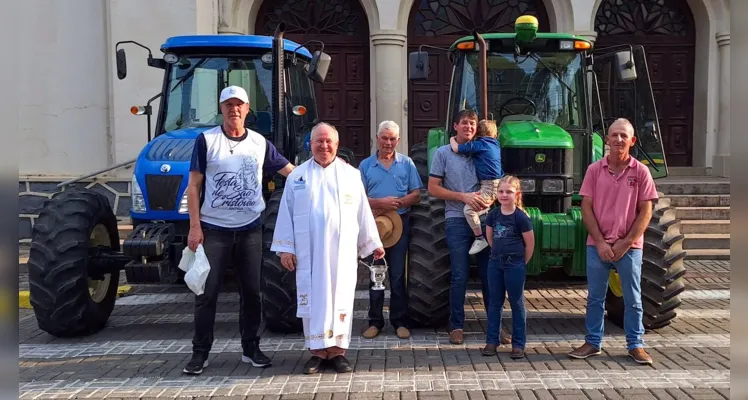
left=162, top=56, right=275, bottom=135
left=286, top=62, right=319, bottom=163
left=455, top=51, right=587, bottom=130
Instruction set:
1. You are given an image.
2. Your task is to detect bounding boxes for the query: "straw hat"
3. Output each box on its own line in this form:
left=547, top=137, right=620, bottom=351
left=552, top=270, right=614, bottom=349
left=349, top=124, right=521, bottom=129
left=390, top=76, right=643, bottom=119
left=375, top=210, right=403, bottom=249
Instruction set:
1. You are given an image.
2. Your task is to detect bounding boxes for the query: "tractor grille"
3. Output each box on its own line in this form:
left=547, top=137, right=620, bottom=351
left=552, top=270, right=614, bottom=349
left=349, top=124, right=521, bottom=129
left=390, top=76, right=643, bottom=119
left=145, top=175, right=183, bottom=211
left=501, top=148, right=573, bottom=214
left=501, top=148, right=572, bottom=175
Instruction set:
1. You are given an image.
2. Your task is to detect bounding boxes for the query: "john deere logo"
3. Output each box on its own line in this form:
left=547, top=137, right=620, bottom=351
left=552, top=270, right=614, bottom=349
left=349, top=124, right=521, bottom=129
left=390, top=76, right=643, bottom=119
left=535, top=153, right=546, bottom=163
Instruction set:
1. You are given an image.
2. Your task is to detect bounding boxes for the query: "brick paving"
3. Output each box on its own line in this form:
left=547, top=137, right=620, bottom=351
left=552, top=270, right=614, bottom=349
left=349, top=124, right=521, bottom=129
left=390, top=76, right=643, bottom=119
left=18, top=259, right=730, bottom=399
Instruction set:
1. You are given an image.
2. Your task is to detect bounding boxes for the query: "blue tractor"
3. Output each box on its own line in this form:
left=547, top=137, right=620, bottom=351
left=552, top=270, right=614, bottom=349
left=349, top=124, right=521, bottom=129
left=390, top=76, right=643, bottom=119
left=26, top=24, right=338, bottom=337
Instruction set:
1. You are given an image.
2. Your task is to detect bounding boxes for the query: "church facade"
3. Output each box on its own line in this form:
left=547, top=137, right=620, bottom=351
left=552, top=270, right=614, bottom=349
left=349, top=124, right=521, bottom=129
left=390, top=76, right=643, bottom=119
left=15, top=0, right=731, bottom=239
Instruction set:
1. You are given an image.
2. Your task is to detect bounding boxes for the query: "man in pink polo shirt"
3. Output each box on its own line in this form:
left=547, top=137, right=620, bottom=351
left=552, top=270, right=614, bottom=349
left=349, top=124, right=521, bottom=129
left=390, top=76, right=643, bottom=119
left=568, top=118, right=659, bottom=365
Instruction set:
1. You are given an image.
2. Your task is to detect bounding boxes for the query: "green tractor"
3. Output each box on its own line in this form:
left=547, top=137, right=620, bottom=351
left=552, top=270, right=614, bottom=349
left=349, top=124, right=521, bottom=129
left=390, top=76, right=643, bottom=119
left=406, top=15, right=686, bottom=331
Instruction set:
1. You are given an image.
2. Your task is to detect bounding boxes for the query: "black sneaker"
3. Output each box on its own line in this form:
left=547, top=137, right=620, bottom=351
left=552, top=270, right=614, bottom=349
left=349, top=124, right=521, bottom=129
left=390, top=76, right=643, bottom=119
left=241, top=342, right=272, bottom=368
left=183, top=352, right=208, bottom=375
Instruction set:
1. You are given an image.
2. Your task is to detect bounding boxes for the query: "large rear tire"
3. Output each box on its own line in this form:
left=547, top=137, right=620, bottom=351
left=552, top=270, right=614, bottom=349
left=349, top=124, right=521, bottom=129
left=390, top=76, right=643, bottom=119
left=406, top=189, right=451, bottom=328
left=27, top=188, right=121, bottom=337
left=410, top=142, right=428, bottom=185
left=605, top=193, right=687, bottom=330
left=261, top=189, right=303, bottom=333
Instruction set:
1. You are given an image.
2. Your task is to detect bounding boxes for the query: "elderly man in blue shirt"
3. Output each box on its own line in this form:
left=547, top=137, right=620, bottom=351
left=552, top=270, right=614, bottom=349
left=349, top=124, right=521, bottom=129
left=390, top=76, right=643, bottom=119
left=359, top=120, right=423, bottom=339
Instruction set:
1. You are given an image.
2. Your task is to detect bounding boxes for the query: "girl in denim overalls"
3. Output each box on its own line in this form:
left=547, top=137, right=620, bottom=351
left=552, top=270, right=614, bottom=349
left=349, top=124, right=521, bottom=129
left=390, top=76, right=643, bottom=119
left=482, top=175, right=535, bottom=358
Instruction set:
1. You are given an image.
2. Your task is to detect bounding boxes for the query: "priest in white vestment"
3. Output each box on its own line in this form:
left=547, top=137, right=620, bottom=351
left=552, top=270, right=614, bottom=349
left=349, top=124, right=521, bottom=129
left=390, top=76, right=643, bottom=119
left=271, top=122, right=385, bottom=374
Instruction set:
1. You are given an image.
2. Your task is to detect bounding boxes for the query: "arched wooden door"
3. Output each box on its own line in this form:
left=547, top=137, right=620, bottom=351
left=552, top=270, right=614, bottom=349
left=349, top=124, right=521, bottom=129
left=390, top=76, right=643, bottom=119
left=406, top=0, right=550, bottom=151
left=256, top=0, right=371, bottom=164
left=594, top=0, right=696, bottom=166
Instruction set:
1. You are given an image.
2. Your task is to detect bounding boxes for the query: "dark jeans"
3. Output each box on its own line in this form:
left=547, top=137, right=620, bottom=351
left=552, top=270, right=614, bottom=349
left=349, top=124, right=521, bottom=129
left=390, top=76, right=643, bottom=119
left=192, top=225, right=262, bottom=356
left=445, top=217, right=490, bottom=331
left=369, top=213, right=409, bottom=330
left=486, top=255, right=527, bottom=348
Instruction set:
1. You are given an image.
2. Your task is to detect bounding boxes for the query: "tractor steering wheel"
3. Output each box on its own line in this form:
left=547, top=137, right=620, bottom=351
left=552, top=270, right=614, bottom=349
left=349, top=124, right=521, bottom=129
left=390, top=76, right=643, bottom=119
left=498, top=97, right=537, bottom=118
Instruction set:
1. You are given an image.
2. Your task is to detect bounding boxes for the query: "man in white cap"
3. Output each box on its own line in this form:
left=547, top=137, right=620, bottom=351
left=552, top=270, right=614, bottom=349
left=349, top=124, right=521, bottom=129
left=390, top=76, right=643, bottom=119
left=183, top=85, right=295, bottom=375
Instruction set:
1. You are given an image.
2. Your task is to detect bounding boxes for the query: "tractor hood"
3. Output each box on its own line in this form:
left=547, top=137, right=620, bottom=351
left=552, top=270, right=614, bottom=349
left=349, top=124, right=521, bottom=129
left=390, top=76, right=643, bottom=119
left=140, top=126, right=214, bottom=162
left=498, top=121, right=574, bottom=149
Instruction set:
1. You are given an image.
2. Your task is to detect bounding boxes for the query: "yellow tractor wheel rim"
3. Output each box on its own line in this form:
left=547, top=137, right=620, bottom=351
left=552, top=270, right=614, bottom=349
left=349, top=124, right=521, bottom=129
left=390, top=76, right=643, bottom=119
left=609, top=270, right=623, bottom=297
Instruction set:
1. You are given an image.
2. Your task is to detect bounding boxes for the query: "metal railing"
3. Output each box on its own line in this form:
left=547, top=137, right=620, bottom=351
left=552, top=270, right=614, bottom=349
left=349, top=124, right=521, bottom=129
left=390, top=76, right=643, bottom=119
left=56, top=159, right=136, bottom=189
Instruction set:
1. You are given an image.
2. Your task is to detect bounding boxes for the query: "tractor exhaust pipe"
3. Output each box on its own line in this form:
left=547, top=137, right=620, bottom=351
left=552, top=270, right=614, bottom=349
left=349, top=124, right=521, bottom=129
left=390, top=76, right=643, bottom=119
left=472, top=30, right=488, bottom=120
left=272, top=22, right=287, bottom=157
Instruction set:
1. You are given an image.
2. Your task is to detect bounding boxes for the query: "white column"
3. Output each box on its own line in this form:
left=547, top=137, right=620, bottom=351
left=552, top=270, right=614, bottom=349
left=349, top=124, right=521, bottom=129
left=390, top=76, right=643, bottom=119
left=713, top=32, right=730, bottom=177
left=217, top=0, right=245, bottom=35
left=370, top=30, right=408, bottom=153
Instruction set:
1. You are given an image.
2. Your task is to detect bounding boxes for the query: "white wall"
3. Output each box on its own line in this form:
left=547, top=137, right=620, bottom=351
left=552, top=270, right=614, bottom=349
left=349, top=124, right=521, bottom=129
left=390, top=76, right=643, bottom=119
left=14, top=0, right=215, bottom=179
left=108, top=0, right=213, bottom=179
left=17, top=0, right=111, bottom=177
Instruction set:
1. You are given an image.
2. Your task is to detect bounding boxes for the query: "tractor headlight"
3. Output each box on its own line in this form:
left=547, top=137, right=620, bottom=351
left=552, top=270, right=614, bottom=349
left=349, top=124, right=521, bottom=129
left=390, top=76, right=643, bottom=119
left=520, top=179, right=536, bottom=193
left=178, top=191, right=189, bottom=214
left=131, top=175, right=146, bottom=213
left=542, top=179, right=564, bottom=193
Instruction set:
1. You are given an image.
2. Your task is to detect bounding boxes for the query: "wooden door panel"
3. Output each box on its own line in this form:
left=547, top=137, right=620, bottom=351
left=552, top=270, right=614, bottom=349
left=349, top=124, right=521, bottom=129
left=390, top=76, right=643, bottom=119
left=345, top=91, right=366, bottom=122
left=320, top=90, right=342, bottom=120
left=255, top=0, right=372, bottom=166
left=407, top=42, right=454, bottom=148
left=312, top=45, right=370, bottom=164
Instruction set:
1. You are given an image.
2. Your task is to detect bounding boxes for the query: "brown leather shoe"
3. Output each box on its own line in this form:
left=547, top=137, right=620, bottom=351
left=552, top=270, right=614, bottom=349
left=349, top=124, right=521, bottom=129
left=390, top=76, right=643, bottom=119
left=362, top=326, right=379, bottom=339
left=449, top=329, right=464, bottom=344
left=568, top=342, right=601, bottom=359
left=510, top=347, right=525, bottom=359
left=481, top=344, right=497, bottom=356
left=396, top=327, right=410, bottom=339
left=629, top=348, right=653, bottom=365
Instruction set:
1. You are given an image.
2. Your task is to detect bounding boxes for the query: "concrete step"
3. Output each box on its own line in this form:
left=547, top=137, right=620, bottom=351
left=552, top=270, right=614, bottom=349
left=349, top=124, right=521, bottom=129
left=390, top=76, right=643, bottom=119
left=656, top=178, right=730, bottom=195
left=669, top=194, right=730, bottom=207
left=683, top=233, right=730, bottom=250
left=684, top=248, right=731, bottom=260
left=675, top=207, right=730, bottom=221
left=681, top=220, right=730, bottom=234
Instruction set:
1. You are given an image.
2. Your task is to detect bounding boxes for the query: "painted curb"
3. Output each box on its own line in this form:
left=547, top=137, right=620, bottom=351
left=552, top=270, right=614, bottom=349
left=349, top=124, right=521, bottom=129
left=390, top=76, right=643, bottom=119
left=18, top=286, right=133, bottom=309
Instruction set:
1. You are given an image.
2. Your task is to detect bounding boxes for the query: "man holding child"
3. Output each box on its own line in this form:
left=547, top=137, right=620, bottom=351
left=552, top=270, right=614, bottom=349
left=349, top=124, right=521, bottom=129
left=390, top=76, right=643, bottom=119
left=428, top=109, right=508, bottom=345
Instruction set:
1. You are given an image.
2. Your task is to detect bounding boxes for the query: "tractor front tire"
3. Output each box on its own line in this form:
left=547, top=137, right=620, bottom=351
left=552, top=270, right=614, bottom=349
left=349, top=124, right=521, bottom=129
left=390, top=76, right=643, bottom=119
left=27, top=188, right=121, bottom=337
left=261, top=189, right=303, bottom=333
left=410, top=142, right=429, bottom=185
left=406, top=189, right=451, bottom=328
left=605, top=193, right=687, bottom=330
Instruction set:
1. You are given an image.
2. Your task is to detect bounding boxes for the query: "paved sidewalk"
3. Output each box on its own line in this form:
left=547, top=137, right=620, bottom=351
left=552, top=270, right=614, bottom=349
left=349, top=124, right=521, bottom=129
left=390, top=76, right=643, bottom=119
left=18, top=259, right=730, bottom=399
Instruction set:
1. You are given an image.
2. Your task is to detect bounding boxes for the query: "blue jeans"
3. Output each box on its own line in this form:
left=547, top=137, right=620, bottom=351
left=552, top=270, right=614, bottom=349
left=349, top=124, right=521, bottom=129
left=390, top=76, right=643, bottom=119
left=486, top=255, right=527, bottom=347
left=368, top=214, right=409, bottom=329
left=445, top=217, right=490, bottom=331
left=585, top=245, right=645, bottom=351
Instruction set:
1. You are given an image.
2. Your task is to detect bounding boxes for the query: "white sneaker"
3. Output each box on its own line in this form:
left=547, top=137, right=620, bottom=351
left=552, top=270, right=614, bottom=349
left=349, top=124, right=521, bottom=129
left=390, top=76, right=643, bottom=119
left=469, top=238, right=489, bottom=255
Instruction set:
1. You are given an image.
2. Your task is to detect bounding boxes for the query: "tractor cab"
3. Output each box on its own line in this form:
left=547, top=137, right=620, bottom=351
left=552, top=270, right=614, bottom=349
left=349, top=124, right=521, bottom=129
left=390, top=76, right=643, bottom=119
left=115, top=32, right=330, bottom=224
left=409, top=15, right=669, bottom=211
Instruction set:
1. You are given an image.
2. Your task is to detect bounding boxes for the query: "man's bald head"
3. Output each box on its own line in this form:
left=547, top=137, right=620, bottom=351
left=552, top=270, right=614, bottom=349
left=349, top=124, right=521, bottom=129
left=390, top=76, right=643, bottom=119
left=310, top=122, right=339, bottom=167
left=606, top=117, right=637, bottom=158
left=608, top=118, right=634, bottom=136
left=311, top=122, right=339, bottom=143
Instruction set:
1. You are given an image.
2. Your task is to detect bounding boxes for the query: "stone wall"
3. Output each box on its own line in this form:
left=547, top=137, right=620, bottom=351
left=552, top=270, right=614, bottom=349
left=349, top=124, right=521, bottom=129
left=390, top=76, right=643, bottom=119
left=18, top=179, right=132, bottom=242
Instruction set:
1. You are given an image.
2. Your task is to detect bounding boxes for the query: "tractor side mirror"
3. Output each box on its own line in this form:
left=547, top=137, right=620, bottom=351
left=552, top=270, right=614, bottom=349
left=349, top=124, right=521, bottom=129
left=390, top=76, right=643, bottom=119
left=116, top=48, right=127, bottom=80
left=614, top=50, right=637, bottom=81
left=408, top=51, right=430, bottom=80
left=308, top=51, right=331, bottom=83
